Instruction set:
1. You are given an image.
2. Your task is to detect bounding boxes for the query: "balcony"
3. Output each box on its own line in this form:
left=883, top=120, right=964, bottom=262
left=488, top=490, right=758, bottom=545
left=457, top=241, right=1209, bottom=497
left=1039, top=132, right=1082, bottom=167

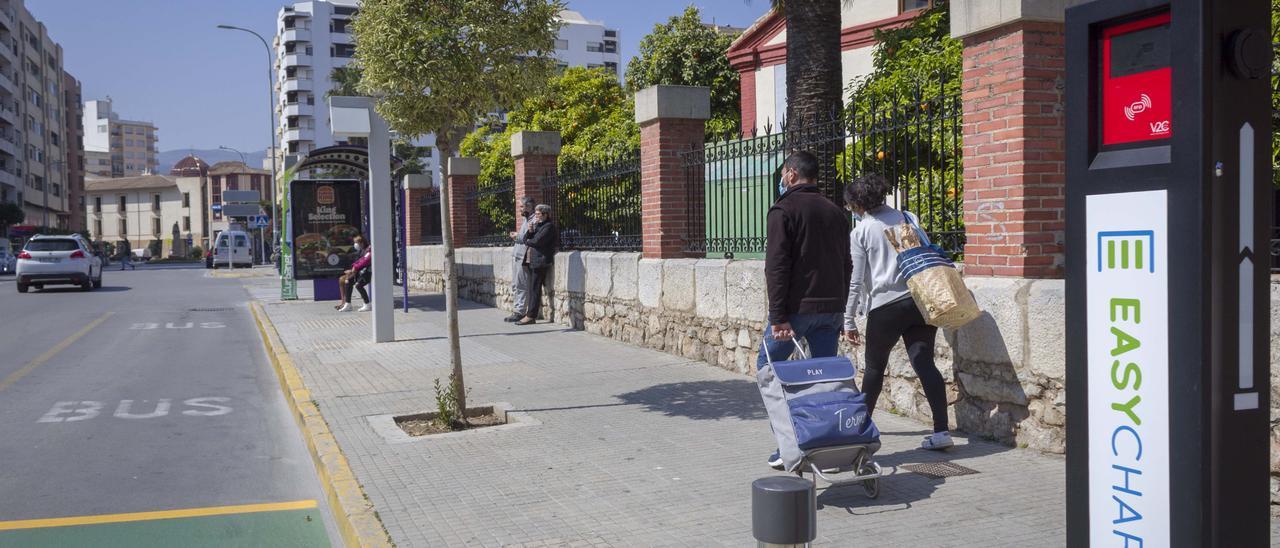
left=0, top=167, right=15, bottom=188
left=282, top=78, right=311, bottom=93
left=330, top=30, right=352, bottom=43
left=0, top=7, right=13, bottom=31
left=282, top=103, right=313, bottom=117
left=282, top=53, right=311, bottom=67
left=283, top=127, right=314, bottom=142
left=282, top=28, right=311, bottom=43
left=0, top=70, right=14, bottom=94
left=0, top=130, right=16, bottom=156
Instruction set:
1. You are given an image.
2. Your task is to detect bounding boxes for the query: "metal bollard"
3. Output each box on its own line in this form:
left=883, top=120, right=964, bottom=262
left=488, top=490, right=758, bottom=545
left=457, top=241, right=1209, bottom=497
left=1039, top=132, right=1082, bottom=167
left=751, top=476, right=816, bottom=547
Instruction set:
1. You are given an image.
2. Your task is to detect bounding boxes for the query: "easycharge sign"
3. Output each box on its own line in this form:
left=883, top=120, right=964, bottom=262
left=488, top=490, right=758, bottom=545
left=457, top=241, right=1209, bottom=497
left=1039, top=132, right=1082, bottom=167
left=1086, top=190, right=1170, bottom=545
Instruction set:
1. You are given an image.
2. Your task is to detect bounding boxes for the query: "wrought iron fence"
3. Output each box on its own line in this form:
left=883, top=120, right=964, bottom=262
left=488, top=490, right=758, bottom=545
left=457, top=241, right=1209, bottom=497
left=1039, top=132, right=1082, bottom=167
left=468, top=176, right=515, bottom=247
left=682, top=86, right=964, bottom=259
left=419, top=194, right=442, bottom=245
left=541, top=151, right=642, bottom=251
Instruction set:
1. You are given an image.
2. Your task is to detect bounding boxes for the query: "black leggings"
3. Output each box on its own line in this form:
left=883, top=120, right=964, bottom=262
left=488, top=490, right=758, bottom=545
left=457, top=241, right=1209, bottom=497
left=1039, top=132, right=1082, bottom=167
left=345, top=269, right=369, bottom=304
left=862, top=297, right=949, bottom=433
left=522, top=264, right=548, bottom=318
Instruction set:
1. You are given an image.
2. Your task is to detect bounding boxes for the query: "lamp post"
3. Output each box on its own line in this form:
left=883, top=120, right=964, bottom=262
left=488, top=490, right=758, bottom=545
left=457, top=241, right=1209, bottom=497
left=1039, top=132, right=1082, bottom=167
left=216, top=24, right=279, bottom=270
left=218, top=145, right=246, bottom=165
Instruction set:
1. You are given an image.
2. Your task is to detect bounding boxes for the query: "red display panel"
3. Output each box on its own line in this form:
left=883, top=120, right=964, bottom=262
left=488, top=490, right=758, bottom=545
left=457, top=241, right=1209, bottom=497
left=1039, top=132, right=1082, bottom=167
left=1101, top=13, right=1171, bottom=146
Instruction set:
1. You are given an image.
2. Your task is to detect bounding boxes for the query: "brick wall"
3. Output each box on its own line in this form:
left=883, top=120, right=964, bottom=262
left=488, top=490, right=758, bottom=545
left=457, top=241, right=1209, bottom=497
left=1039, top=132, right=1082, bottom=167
left=740, top=70, right=756, bottom=138
left=639, top=118, right=705, bottom=259
left=961, top=21, right=1066, bottom=278
left=447, top=174, right=477, bottom=248
left=515, top=154, right=557, bottom=223
left=405, top=188, right=431, bottom=245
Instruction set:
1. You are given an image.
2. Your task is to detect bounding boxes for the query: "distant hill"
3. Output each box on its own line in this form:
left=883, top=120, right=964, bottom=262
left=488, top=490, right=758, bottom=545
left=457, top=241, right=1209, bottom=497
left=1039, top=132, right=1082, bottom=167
left=157, top=148, right=270, bottom=174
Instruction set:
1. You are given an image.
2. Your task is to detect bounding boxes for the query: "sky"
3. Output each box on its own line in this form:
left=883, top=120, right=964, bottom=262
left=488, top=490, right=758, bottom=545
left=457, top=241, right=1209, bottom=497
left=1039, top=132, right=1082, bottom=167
left=29, top=0, right=765, bottom=155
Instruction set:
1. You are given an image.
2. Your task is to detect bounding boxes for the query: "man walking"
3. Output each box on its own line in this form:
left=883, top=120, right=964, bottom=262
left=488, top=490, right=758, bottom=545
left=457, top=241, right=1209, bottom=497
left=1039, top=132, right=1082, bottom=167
left=505, top=197, right=537, bottom=322
left=757, top=150, right=852, bottom=469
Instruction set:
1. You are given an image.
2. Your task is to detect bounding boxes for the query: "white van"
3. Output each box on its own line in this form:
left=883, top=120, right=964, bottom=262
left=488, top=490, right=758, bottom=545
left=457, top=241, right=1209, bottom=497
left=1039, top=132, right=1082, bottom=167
left=212, top=231, right=253, bottom=268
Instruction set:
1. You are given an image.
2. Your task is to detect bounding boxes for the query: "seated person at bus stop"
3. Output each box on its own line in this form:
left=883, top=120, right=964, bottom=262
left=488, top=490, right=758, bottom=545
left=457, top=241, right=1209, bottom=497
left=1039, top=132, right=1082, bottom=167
left=336, top=236, right=371, bottom=312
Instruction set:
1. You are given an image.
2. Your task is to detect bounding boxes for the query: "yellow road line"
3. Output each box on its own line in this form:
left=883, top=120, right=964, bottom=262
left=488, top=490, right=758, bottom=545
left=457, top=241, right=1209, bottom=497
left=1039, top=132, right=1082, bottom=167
left=0, top=312, right=112, bottom=393
left=0, top=499, right=317, bottom=531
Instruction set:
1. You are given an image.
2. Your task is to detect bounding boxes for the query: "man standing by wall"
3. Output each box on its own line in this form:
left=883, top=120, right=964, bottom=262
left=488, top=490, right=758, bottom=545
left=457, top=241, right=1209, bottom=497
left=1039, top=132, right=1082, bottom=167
left=757, top=150, right=853, bottom=468
left=505, top=197, right=537, bottom=322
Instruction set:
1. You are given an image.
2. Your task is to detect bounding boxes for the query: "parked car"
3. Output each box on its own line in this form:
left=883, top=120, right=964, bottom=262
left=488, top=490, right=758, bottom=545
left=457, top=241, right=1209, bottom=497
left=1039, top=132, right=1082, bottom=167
left=0, top=246, right=15, bottom=275
left=16, top=234, right=103, bottom=293
left=212, top=230, right=253, bottom=268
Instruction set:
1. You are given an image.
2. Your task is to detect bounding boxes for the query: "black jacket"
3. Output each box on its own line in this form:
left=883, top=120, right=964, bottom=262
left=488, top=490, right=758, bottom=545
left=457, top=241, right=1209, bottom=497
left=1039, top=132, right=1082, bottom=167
left=765, top=184, right=852, bottom=324
left=520, top=220, right=558, bottom=269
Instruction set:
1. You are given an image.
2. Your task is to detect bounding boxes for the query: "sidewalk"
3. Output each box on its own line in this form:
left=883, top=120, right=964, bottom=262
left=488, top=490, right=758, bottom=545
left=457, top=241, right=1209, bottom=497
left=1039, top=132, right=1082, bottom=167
left=244, top=279, right=1215, bottom=546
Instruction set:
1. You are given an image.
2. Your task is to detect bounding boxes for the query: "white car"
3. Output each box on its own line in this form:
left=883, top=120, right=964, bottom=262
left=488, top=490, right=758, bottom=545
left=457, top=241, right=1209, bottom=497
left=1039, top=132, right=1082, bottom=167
left=212, top=230, right=254, bottom=268
left=16, top=235, right=103, bottom=293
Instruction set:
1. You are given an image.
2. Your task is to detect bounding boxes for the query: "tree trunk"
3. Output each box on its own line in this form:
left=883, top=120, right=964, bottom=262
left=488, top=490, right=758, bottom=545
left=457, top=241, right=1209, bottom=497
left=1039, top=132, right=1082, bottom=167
left=435, top=133, right=466, bottom=415
left=784, top=0, right=843, bottom=127
left=784, top=0, right=844, bottom=196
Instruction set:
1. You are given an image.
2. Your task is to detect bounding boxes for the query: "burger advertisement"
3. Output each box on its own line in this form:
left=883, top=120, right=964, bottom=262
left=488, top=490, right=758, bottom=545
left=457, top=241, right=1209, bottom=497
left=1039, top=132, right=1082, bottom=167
left=290, top=179, right=363, bottom=279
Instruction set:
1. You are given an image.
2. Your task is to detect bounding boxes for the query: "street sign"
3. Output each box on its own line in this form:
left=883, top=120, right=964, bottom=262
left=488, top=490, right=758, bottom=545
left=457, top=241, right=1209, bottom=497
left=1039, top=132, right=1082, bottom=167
left=211, top=204, right=222, bottom=212
left=1065, top=1, right=1272, bottom=546
left=248, top=215, right=269, bottom=229
left=221, top=204, right=263, bottom=217
left=222, top=190, right=260, bottom=203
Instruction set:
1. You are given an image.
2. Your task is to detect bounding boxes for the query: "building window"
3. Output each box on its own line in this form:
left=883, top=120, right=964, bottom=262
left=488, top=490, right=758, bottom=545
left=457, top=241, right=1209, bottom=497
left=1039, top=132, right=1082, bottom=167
left=152, top=217, right=161, bottom=235
left=900, top=0, right=932, bottom=12
left=152, top=194, right=161, bottom=211
left=604, top=61, right=618, bottom=74
left=183, top=216, right=190, bottom=231
left=118, top=195, right=126, bottom=211
left=333, top=6, right=358, bottom=16
left=94, top=219, right=102, bottom=238
left=330, top=43, right=356, bottom=58
left=586, top=42, right=603, bottom=53
left=94, top=196, right=101, bottom=213
left=554, top=39, right=568, bottom=50
left=603, top=40, right=617, bottom=54
left=604, top=30, right=617, bottom=38
left=182, top=192, right=190, bottom=208
left=119, top=218, right=127, bottom=236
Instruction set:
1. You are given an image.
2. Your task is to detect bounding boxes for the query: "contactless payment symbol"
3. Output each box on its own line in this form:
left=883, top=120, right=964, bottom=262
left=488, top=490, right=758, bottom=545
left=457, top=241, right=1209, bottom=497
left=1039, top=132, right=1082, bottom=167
left=1097, top=230, right=1155, bottom=272
left=1123, top=94, right=1152, bottom=121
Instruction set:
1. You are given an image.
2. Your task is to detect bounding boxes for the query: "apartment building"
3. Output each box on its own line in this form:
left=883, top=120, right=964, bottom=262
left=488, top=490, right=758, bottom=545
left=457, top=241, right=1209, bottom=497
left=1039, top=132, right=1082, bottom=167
left=0, top=1, right=75, bottom=230
left=83, top=98, right=158, bottom=178
left=554, top=10, right=621, bottom=74
left=274, top=2, right=617, bottom=189
left=63, top=70, right=84, bottom=231
left=85, top=174, right=208, bottom=256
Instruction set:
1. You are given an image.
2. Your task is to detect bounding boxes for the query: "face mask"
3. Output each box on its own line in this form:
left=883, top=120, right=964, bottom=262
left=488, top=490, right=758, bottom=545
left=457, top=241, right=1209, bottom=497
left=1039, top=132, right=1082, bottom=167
left=777, top=177, right=787, bottom=196
left=354, top=243, right=363, bottom=251
left=851, top=211, right=864, bottom=221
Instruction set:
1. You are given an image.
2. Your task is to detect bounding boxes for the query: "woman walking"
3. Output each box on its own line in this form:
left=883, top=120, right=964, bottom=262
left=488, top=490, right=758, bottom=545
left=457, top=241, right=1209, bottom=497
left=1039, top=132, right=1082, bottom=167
left=515, top=204, right=557, bottom=325
left=843, top=174, right=953, bottom=450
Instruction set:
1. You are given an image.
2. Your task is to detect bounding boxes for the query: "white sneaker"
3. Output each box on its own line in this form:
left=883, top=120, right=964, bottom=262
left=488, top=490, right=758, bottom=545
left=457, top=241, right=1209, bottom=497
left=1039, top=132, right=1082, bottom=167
left=358, top=304, right=371, bottom=312
left=337, top=303, right=352, bottom=312
left=921, top=431, right=954, bottom=451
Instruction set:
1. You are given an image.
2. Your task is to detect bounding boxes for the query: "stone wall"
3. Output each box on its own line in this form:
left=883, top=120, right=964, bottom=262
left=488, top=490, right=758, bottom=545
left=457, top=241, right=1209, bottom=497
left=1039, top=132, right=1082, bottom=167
left=407, top=245, right=1280, bottom=498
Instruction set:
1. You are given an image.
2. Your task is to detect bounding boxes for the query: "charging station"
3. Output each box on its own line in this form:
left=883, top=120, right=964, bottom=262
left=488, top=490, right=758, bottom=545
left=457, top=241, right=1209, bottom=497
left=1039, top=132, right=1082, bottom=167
left=1065, top=0, right=1272, bottom=545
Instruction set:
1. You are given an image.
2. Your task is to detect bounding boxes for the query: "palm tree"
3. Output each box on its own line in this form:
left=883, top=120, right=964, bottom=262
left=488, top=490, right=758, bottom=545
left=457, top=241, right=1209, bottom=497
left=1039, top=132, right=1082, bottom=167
left=328, top=64, right=362, bottom=98
left=776, top=0, right=844, bottom=129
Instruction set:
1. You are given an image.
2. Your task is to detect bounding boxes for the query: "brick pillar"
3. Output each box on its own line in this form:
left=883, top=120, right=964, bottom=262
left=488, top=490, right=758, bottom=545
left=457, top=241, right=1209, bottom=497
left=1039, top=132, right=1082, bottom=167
left=511, top=131, right=561, bottom=223
left=446, top=157, right=480, bottom=248
left=955, top=2, right=1068, bottom=278
left=635, top=85, right=711, bottom=259
left=402, top=173, right=432, bottom=245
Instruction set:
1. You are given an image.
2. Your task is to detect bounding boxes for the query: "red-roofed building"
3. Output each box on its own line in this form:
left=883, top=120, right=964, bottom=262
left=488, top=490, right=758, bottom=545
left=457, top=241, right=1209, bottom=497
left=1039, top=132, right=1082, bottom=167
left=726, top=0, right=932, bottom=136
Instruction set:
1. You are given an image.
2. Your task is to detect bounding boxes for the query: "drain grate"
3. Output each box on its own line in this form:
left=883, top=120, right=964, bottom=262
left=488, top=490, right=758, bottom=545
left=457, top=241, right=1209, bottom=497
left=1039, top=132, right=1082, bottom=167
left=901, top=462, right=979, bottom=479
left=188, top=307, right=234, bottom=312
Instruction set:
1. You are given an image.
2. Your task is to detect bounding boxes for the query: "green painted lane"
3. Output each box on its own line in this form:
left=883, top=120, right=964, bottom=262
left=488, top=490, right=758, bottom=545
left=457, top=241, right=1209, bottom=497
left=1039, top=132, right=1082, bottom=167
left=0, top=508, right=330, bottom=548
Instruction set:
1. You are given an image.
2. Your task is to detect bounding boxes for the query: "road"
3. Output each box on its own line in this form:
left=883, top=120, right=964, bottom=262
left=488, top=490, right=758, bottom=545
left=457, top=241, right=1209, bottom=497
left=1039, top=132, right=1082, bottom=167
left=0, top=264, right=334, bottom=547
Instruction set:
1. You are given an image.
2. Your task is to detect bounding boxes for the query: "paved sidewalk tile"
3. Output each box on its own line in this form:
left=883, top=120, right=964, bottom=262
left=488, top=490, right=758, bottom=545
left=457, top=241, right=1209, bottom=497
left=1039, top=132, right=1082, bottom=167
left=245, top=278, right=1278, bottom=547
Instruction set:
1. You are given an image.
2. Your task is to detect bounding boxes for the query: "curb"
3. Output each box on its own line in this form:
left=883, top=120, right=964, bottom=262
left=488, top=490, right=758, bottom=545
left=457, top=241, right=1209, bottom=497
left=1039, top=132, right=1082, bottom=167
left=250, top=301, right=393, bottom=548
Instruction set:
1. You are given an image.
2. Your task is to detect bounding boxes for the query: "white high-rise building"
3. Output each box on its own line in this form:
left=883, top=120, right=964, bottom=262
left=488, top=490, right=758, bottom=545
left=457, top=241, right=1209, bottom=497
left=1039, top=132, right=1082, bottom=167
left=274, top=3, right=619, bottom=185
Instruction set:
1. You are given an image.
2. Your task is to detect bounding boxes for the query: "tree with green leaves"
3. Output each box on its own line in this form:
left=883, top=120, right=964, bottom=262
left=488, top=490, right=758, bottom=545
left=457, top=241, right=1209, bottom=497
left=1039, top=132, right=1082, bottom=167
left=459, top=66, right=638, bottom=235
left=353, top=0, right=564, bottom=417
left=625, top=6, right=742, bottom=137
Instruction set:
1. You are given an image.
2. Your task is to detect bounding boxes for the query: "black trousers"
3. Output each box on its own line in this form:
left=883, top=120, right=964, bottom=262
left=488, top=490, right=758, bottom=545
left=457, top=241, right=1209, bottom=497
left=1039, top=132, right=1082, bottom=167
left=345, top=269, right=370, bottom=304
left=862, top=296, right=949, bottom=433
left=522, top=263, right=548, bottom=318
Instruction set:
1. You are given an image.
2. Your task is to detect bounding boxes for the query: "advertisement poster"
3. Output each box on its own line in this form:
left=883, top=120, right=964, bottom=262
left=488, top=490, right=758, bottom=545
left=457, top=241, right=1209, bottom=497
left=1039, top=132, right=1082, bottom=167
left=290, top=179, right=364, bottom=280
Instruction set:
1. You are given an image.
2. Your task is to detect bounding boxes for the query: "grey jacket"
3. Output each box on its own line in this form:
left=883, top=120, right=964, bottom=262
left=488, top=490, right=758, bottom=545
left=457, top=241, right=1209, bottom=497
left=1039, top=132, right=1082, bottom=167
left=512, top=213, right=532, bottom=259
left=844, top=205, right=914, bottom=330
